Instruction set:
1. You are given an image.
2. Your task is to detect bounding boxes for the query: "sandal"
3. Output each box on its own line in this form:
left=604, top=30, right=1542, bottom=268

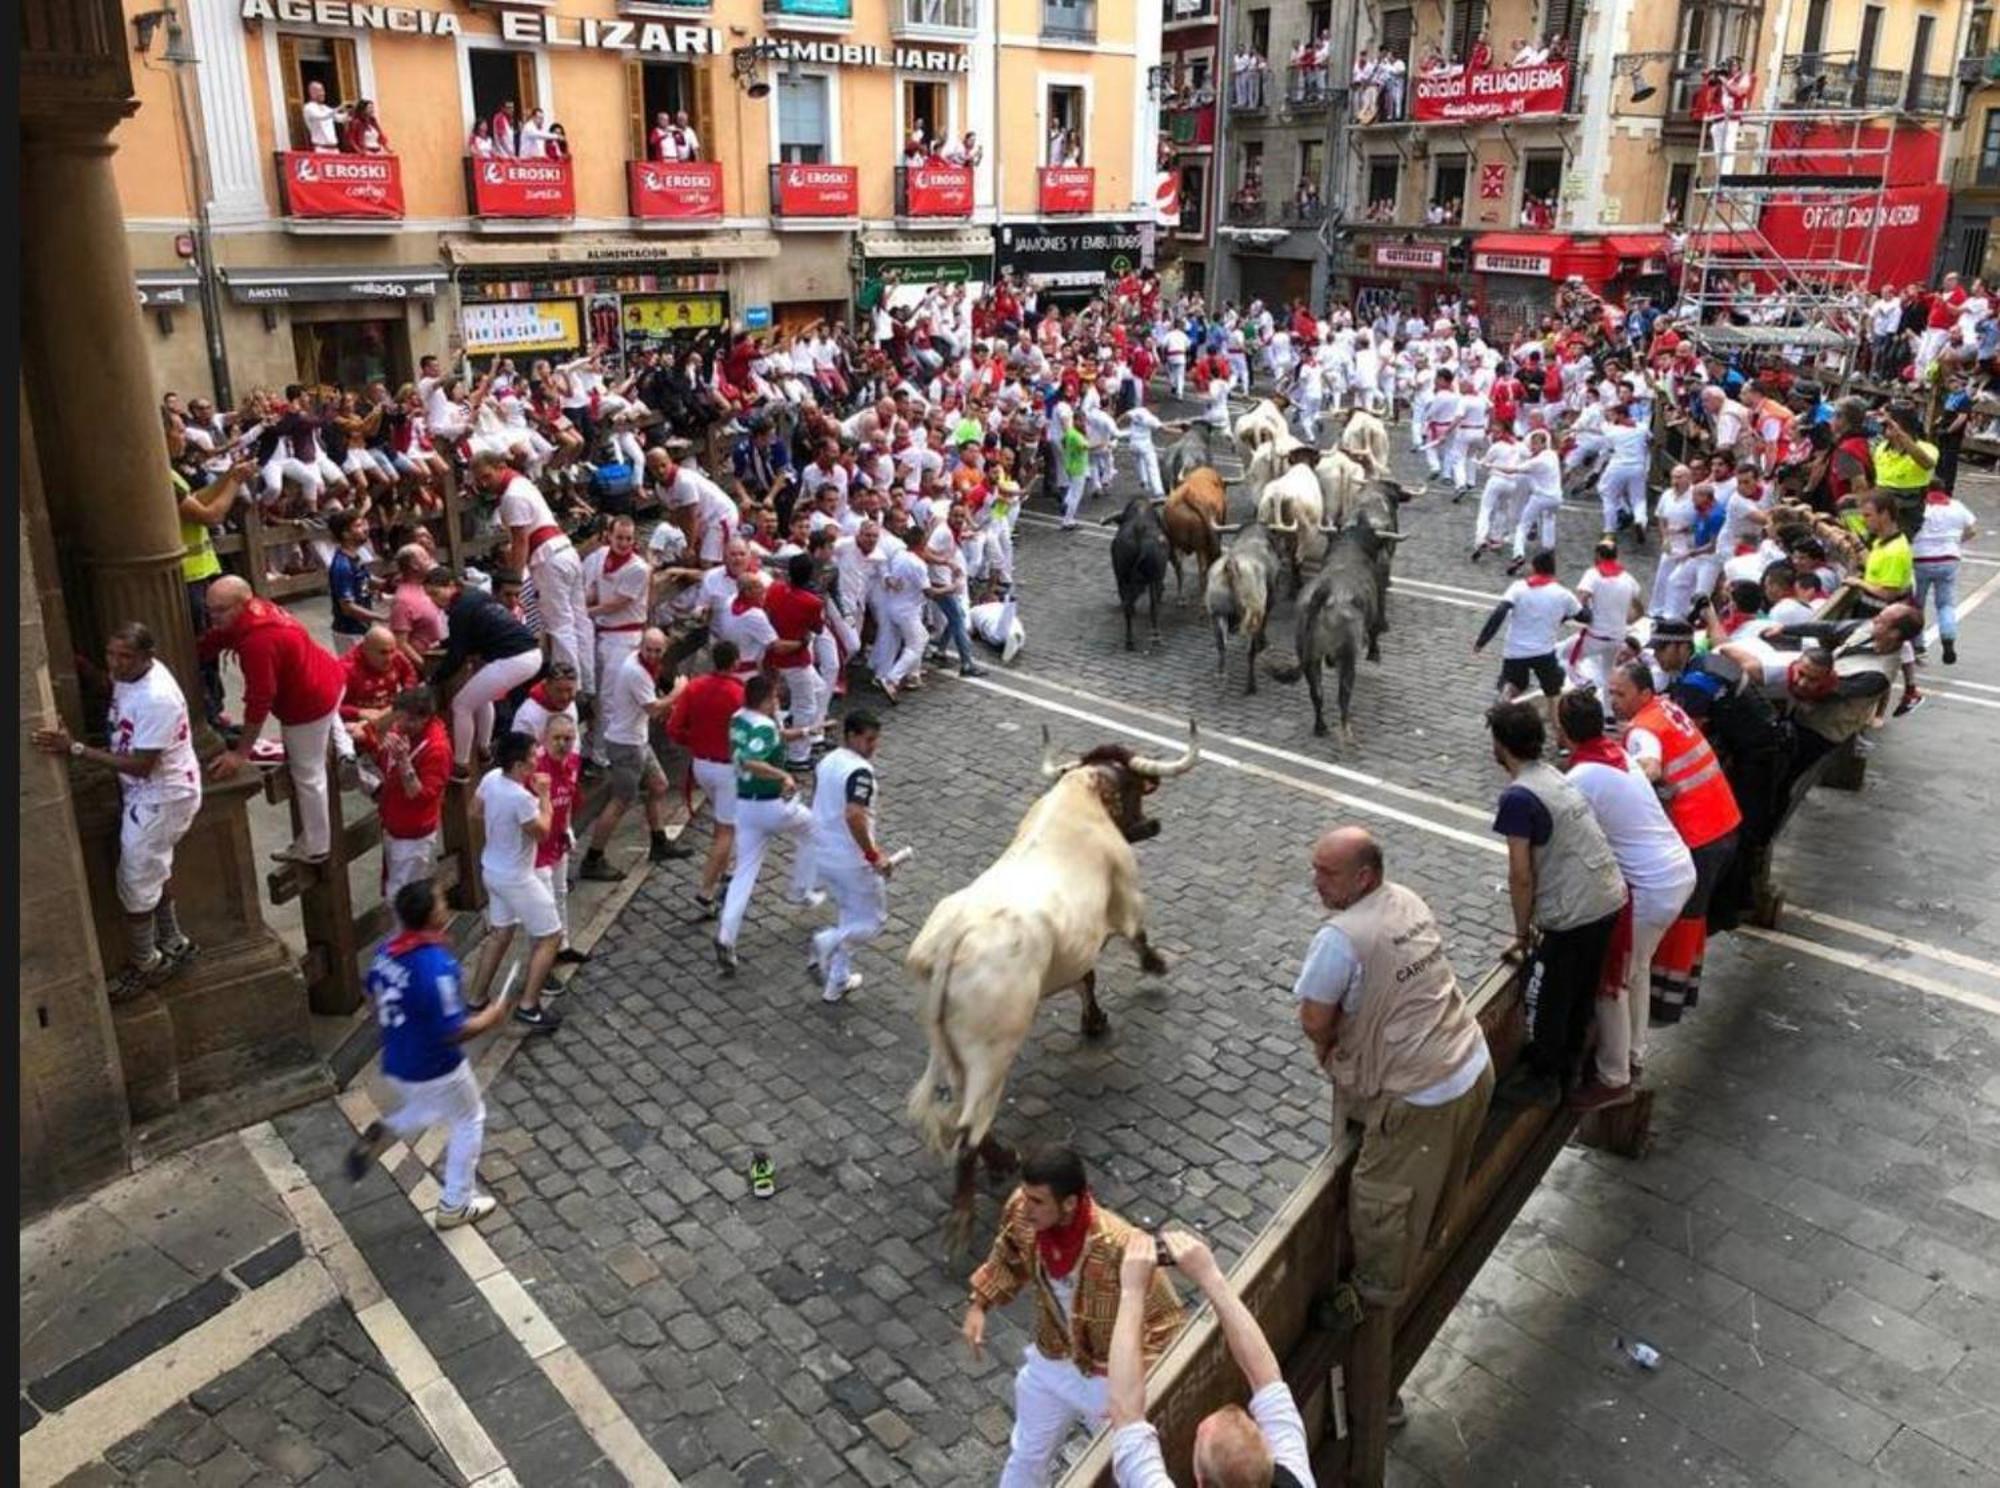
left=749, top=1152, right=776, bottom=1199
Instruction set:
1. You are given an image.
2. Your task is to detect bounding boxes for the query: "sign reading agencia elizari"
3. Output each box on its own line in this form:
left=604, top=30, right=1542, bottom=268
left=239, top=1, right=973, bottom=72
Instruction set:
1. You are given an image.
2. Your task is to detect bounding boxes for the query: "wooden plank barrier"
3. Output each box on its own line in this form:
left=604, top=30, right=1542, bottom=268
left=215, top=467, right=474, bottom=602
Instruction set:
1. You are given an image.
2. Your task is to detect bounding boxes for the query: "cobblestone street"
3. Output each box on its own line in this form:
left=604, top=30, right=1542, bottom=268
left=23, top=406, right=2000, bottom=1488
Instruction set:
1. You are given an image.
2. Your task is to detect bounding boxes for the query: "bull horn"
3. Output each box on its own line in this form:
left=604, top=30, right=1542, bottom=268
left=1128, top=721, right=1201, bottom=780
left=1213, top=521, right=1241, bottom=535
left=1375, top=531, right=1408, bottom=543
left=1040, top=725, right=1073, bottom=780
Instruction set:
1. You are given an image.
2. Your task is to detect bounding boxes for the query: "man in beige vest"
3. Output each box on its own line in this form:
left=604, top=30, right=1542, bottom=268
left=1296, top=827, right=1494, bottom=1311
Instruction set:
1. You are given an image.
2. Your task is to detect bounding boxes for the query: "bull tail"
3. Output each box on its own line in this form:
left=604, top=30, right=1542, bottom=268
left=906, top=928, right=968, bottom=1157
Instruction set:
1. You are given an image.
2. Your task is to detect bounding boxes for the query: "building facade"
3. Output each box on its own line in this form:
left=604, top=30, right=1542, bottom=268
left=1940, top=4, right=2000, bottom=279
left=1155, top=0, right=1225, bottom=296
left=116, top=0, right=1161, bottom=403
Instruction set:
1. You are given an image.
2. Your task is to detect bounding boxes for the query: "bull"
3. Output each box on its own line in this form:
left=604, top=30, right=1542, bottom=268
left=1266, top=515, right=1405, bottom=744
left=906, top=724, right=1201, bottom=1245
left=1108, top=497, right=1171, bottom=651
left=1333, top=408, right=1393, bottom=475
left=1161, top=467, right=1229, bottom=602
left=1204, top=520, right=1280, bottom=694
left=1255, top=448, right=1330, bottom=586
left=1162, top=420, right=1219, bottom=492
left=1232, top=396, right=1293, bottom=462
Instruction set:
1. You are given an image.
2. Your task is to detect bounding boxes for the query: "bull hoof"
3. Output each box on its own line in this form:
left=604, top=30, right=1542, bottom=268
left=1140, top=947, right=1169, bottom=975
left=1313, top=721, right=1329, bottom=737
left=1081, top=1007, right=1111, bottom=1039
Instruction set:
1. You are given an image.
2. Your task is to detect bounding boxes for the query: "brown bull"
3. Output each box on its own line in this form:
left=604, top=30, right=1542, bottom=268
left=1161, top=467, right=1230, bottom=602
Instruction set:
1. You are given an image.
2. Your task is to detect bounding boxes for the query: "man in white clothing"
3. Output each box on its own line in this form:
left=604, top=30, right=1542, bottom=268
left=1473, top=549, right=1581, bottom=728
left=1568, top=541, right=1644, bottom=693
left=1650, top=464, right=1698, bottom=616
left=576, top=629, right=690, bottom=881
left=301, top=81, right=349, bottom=152
left=1421, top=370, right=1463, bottom=484
left=807, top=711, right=895, bottom=1004
left=582, top=516, right=652, bottom=763
left=1506, top=429, right=1564, bottom=566
left=1470, top=434, right=1527, bottom=560
left=877, top=544, right=934, bottom=699
left=715, top=674, right=822, bottom=976
left=1596, top=404, right=1651, bottom=540
left=1119, top=405, right=1168, bottom=498
left=477, top=453, right=593, bottom=696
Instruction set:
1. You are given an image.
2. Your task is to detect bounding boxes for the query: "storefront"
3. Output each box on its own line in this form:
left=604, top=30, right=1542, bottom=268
left=219, top=265, right=445, bottom=387
left=1344, top=239, right=1460, bottom=319
left=857, top=231, right=996, bottom=313
left=1468, top=232, right=1617, bottom=333
left=456, top=262, right=730, bottom=364
left=995, top=221, right=1146, bottom=306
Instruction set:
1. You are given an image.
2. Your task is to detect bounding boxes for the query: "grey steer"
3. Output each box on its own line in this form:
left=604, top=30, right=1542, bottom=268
left=1265, top=512, right=1405, bottom=744
left=1204, top=519, right=1280, bottom=694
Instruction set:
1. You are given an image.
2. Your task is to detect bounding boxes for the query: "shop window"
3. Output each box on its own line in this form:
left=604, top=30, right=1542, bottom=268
left=468, top=49, right=539, bottom=144
left=1431, top=153, right=1467, bottom=224
left=905, top=80, right=949, bottom=149
left=628, top=59, right=710, bottom=161
left=778, top=73, right=832, bottom=164
left=278, top=33, right=359, bottom=151
left=1047, top=85, right=1086, bottom=164
left=1521, top=151, right=1562, bottom=227
left=292, top=315, right=410, bottom=392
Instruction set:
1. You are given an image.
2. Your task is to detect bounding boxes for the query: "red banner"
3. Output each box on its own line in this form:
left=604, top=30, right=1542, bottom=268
left=1413, top=62, right=1569, bottom=123
left=1764, top=120, right=1942, bottom=189
left=1759, top=184, right=1949, bottom=294
left=902, top=164, right=974, bottom=217
left=629, top=161, right=723, bottom=221
left=467, top=157, right=576, bottom=218
left=1038, top=167, right=1095, bottom=215
left=773, top=163, right=859, bottom=217
left=277, top=152, right=404, bottom=219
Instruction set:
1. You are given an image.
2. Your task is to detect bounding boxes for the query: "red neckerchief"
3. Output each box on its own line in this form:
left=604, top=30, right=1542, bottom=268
left=1567, top=737, right=1627, bottom=772
left=1595, top=559, right=1624, bottom=578
left=731, top=594, right=762, bottom=617
left=1037, top=1191, right=1095, bottom=1281
left=1925, top=490, right=1952, bottom=505
left=384, top=929, right=452, bottom=957
left=603, top=548, right=637, bottom=574
left=1526, top=574, right=1556, bottom=587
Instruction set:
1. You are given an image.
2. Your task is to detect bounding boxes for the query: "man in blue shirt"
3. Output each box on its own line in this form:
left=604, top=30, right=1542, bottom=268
left=346, top=880, right=514, bottom=1227
left=326, top=510, right=384, bottom=655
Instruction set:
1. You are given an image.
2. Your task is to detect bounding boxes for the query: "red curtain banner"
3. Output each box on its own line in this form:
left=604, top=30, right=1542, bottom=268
left=467, top=157, right=576, bottom=218
left=1413, top=63, right=1569, bottom=123
left=1758, top=184, right=1949, bottom=292
left=903, top=165, right=974, bottom=217
left=629, top=161, right=724, bottom=221
left=775, top=164, right=859, bottom=217
left=279, top=152, right=405, bottom=219
left=1038, top=167, right=1096, bottom=214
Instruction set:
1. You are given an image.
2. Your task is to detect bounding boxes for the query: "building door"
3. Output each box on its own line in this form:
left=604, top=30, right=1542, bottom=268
left=904, top=80, right=948, bottom=149
left=628, top=59, right=710, bottom=159
left=1237, top=255, right=1311, bottom=309
left=291, top=315, right=410, bottom=392
left=1906, top=16, right=1936, bottom=111
left=1853, top=5, right=1883, bottom=106
left=276, top=33, right=359, bottom=150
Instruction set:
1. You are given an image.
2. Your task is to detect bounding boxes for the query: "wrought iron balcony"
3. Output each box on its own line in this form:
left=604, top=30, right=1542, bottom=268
left=891, top=0, right=975, bottom=39
left=1951, top=155, right=2000, bottom=190
left=1040, top=1, right=1095, bottom=43
left=1225, top=199, right=1268, bottom=225
left=1163, top=0, right=1217, bottom=24
left=1284, top=64, right=1331, bottom=111
left=1904, top=72, right=1951, bottom=115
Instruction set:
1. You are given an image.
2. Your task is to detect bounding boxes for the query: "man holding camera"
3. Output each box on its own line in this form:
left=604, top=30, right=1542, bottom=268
left=1107, top=1228, right=1315, bottom=1487
left=964, top=1146, right=1184, bottom=1488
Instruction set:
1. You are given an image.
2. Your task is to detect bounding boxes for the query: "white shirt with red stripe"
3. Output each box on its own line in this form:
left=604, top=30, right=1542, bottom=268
left=498, top=475, right=567, bottom=560
left=584, top=547, right=650, bottom=634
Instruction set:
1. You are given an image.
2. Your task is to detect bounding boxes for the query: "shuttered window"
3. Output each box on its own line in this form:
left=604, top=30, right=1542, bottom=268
left=1450, top=1, right=1488, bottom=61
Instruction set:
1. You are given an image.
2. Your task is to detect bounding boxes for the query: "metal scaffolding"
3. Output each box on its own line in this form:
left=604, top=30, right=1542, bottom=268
left=1676, top=105, right=1893, bottom=371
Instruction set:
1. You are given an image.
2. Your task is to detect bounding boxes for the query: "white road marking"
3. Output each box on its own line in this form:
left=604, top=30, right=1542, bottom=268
left=1780, top=906, right=2000, bottom=984
left=1934, top=676, right=2000, bottom=694
left=1738, top=928, right=2000, bottom=1020
left=19, top=1258, right=340, bottom=1488
left=1922, top=687, right=2000, bottom=710
left=1926, top=560, right=2000, bottom=651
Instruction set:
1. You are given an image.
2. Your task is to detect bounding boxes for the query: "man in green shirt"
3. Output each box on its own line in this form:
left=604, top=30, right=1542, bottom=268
left=1058, top=414, right=1091, bottom=530
left=715, top=673, right=823, bottom=974
left=1869, top=403, right=1938, bottom=541
left=1856, top=491, right=1915, bottom=615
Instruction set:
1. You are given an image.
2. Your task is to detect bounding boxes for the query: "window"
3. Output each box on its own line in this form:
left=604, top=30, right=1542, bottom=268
left=1248, top=8, right=1270, bottom=56
left=1973, top=8, right=1994, bottom=59
left=1907, top=15, right=1936, bottom=110
left=1186, top=55, right=1212, bottom=95
left=905, top=80, right=948, bottom=146
left=1432, top=152, right=1467, bottom=221
left=1176, top=159, right=1207, bottom=233
left=1666, top=161, right=1694, bottom=223
left=1801, top=0, right=1829, bottom=56
left=1043, top=0, right=1095, bottom=41
left=777, top=73, right=831, bottom=163
left=278, top=33, right=359, bottom=150
left=1379, top=7, right=1413, bottom=65
left=1047, top=84, right=1086, bottom=164
left=1298, top=139, right=1324, bottom=187
left=1522, top=151, right=1562, bottom=224
left=468, top=49, right=538, bottom=144
left=1450, top=1, right=1488, bottom=62
left=1306, top=3, right=1330, bottom=41
left=1366, top=156, right=1400, bottom=211
left=1981, top=108, right=2000, bottom=169
left=628, top=59, right=709, bottom=160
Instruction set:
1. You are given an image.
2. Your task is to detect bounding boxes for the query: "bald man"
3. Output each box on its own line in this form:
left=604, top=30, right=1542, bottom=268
left=1294, top=828, right=1492, bottom=1312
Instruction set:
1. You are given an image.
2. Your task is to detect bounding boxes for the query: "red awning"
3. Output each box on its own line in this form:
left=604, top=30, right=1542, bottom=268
left=1470, top=232, right=1568, bottom=256
left=1603, top=234, right=1668, bottom=259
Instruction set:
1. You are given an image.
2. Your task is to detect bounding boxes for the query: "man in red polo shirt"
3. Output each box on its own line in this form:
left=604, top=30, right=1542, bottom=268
left=764, top=553, right=830, bottom=768
left=201, top=575, right=348, bottom=863
left=340, top=624, right=420, bottom=754
left=375, top=687, right=452, bottom=898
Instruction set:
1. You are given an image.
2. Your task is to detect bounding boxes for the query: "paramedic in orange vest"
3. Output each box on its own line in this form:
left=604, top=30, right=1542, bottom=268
left=1606, top=661, right=1742, bottom=1051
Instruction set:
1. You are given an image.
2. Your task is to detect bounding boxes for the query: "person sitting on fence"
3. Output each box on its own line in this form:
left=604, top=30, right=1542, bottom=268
left=373, top=686, right=452, bottom=900
left=339, top=624, right=419, bottom=756
left=1107, top=1227, right=1317, bottom=1488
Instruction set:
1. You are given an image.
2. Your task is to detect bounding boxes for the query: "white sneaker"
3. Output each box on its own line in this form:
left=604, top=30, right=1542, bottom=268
left=822, top=973, right=863, bottom=1004
left=789, top=889, right=827, bottom=910
left=435, top=1194, right=498, bottom=1229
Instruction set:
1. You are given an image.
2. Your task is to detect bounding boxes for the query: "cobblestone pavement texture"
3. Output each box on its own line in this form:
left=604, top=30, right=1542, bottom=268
left=453, top=402, right=2000, bottom=1485
left=53, top=1306, right=463, bottom=1488
left=22, top=393, right=2000, bottom=1488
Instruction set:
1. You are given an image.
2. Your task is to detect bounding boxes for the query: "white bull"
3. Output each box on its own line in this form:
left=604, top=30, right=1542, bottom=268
left=1232, top=397, right=1292, bottom=462
left=1335, top=408, right=1393, bottom=474
left=1242, top=435, right=1415, bottom=535
left=906, top=724, right=1200, bottom=1246
left=1256, top=458, right=1330, bottom=581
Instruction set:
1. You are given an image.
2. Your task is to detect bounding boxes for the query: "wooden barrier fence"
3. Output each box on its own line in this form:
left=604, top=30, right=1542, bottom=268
left=213, top=469, right=476, bottom=602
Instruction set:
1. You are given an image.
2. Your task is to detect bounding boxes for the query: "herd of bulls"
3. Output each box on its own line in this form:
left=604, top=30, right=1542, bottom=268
left=1110, top=399, right=1422, bottom=744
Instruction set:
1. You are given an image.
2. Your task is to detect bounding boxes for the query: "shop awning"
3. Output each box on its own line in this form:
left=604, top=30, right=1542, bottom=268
left=220, top=265, right=445, bottom=304
left=859, top=230, right=995, bottom=261
left=1469, top=233, right=1570, bottom=279
left=444, top=235, right=779, bottom=266
left=135, top=269, right=200, bottom=308
left=1603, top=234, right=1669, bottom=260
left=1470, top=233, right=1568, bottom=257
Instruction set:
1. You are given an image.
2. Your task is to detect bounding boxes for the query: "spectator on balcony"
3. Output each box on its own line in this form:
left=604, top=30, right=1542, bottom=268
left=1379, top=50, right=1407, bottom=119
left=490, top=101, right=519, bottom=156
left=517, top=108, right=557, bottom=159
left=301, top=81, right=351, bottom=153
left=904, top=126, right=932, bottom=166
left=941, top=130, right=982, bottom=168
left=547, top=122, right=570, bottom=160
left=342, top=99, right=390, bottom=155
left=467, top=118, right=496, bottom=158
left=1468, top=30, right=1494, bottom=72
left=1231, top=42, right=1256, bottom=107
left=1293, top=179, right=1322, bottom=220
left=1513, top=37, right=1551, bottom=67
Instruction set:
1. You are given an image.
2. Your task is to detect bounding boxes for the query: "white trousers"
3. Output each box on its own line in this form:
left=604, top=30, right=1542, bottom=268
left=1168, top=356, right=1187, bottom=400
left=1451, top=430, right=1488, bottom=489
left=530, top=542, right=592, bottom=694
left=534, top=860, right=572, bottom=949
left=592, top=630, right=642, bottom=763
left=451, top=650, right=544, bottom=767
left=812, top=860, right=887, bottom=995
left=717, top=795, right=815, bottom=947
left=1599, top=465, right=1649, bottom=532
left=382, top=830, right=440, bottom=900
left=1593, top=886, right=1692, bottom=1084
left=778, top=666, right=824, bottom=764
left=1062, top=470, right=1088, bottom=522
left=1511, top=492, right=1563, bottom=559
left=1566, top=633, right=1626, bottom=694
left=884, top=610, right=930, bottom=684
left=280, top=709, right=340, bottom=857
left=1476, top=475, right=1526, bottom=548
left=116, top=795, right=201, bottom=913
left=996, top=1348, right=1109, bottom=1488
left=1132, top=446, right=1163, bottom=499
left=1088, top=448, right=1115, bottom=493
left=262, top=454, right=321, bottom=504
left=382, top=1061, right=485, bottom=1211
left=1651, top=552, right=1692, bottom=617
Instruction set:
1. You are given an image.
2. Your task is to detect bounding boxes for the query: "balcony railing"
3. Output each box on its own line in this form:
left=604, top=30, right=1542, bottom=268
left=1952, top=155, right=2000, bottom=190
left=1229, top=74, right=1271, bottom=113
left=1037, top=165, right=1095, bottom=213
left=890, top=0, right=974, bottom=38
left=894, top=163, right=974, bottom=219
left=1225, top=199, right=1267, bottom=225
left=769, top=162, right=859, bottom=221
left=1281, top=201, right=1326, bottom=227
left=1284, top=64, right=1331, bottom=111
left=1905, top=72, right=1951, bottom=115
left=1040, top=2, right=1095, bottom=43
left=273, top=150, right=405, bottom=222
left=630, top=160, right=723, bottom=224
left=1163, top=0, right=1217, bottom=24
left=1855, top=66, right=1906, bottom=109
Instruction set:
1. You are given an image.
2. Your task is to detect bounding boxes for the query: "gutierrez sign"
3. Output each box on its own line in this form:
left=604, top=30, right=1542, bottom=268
left=239, top=1, right=971, bottom=71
